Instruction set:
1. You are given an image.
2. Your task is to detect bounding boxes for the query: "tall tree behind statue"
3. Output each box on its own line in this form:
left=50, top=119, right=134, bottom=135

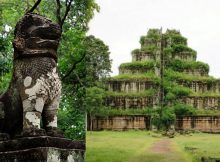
left=0, top=0, right=104, bottom=140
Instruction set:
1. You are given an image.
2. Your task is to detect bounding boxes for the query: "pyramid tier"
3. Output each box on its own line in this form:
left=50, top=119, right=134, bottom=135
left=177, top=80, right=220, bottom=93
left=173, top=51, right=196, bottom=61
left=182, top=69, right=208, bottom=76
left=181, top=96, right=220, bottom=110
left=105, top=96, right=156, bottom=108
left=132, top=50, right=155, bottom=62
left=119, top=61, right=157, bottom=74
left=167, top=60, right=209, bottom=76
left=107, top=80, right=157, bottom=93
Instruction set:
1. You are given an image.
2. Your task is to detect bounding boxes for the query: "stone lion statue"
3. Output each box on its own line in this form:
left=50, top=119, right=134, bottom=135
left=0, top=13, right=63, bottom=139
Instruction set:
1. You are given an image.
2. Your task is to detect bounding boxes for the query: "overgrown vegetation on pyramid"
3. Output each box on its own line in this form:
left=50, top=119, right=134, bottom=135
left=104, top=29, right=220, bottom=119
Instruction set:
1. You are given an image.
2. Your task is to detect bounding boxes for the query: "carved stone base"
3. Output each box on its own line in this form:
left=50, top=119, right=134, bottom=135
left=0, top=136, right=85, bottom=162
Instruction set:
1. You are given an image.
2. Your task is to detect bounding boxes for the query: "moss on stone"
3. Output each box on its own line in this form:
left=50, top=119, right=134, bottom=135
left=119, top=61, right=158, bottom=70
left=106, top=89, right=157, bottom=97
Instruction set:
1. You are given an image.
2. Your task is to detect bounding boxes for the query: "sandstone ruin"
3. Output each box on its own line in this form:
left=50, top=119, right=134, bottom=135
left=92, top=29, right=220, bottom=132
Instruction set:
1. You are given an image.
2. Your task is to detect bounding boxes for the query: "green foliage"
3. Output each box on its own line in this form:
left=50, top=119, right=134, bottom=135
left=168, top=60, right=209, bottom=73
left=131, top=49, right=140, bottom=54
left=84, top=35, right=112, bottom=86
left=110, top=72, right=160, bottom=82
left=58, top=85, right=86, bottom=140
left=140, top=29, right=161, bottom=46
left=164, top=30, right=187, bottom=45
left=194, top=109, right=220, bottom=116
left=191, top=92, right=220, bottom=97
left=0, top=0, right=102, bottom=140
left=106, top=89, right=157, bottom=97
left=164, top=47, right=173, bottom=56
left=165, top=69, right=214, bottom=83
left=151, top=107, right=176, bottom=130
left=165, top=84, right=191, bottom=101
left=0, top=72, right=11, bottom=93
left=172, top=44, right=196, bottom=55
left=95, top=107, right=153, bottom=116
left=173, top=103, right=196, bottom=116
left=120, top=61, right=157, bottom=70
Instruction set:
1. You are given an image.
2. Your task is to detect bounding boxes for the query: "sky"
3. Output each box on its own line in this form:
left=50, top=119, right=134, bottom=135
left=88, top=0, right=220, bottom=77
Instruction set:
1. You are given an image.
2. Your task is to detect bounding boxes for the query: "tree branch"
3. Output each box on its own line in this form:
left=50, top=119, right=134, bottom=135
left=26, top=0, right=41, bottom=13
left=55, top=0, right=62, bottom=27
left=60, top=0, right=73, bottom=28
left=62, top=53, right=86, bottom=81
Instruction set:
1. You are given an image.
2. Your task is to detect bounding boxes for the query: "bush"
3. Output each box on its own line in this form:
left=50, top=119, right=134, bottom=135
left=119, top=61, right=157, bottom=70
left=151, top=108, right=176, bottom=130
left=173, top=103, right=196, bottom=116
left=168, top=60, right=209, bottom=73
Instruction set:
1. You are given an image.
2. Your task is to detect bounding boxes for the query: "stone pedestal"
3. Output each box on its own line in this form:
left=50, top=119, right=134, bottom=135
left=0, top=136, right=85, bottom=162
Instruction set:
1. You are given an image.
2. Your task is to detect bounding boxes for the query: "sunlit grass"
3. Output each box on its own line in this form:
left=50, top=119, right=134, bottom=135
left=86, top=131, right=220, bottom=162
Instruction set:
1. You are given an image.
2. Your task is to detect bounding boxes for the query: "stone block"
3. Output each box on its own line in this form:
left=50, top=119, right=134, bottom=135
left=0, top=136, right=85, bottom=162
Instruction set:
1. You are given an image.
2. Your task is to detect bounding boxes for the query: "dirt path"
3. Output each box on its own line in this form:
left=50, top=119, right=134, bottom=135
left=150, top=138, right=171, bottom=154
left=127, top=138, right=189, bottom=162
left=145, top=138, right=188, bottom=162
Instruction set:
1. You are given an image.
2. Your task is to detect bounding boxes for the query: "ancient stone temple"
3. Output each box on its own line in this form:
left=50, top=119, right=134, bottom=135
left=92, top=29, right=220, bottom=132
left=0, top=13, right=84, bottom=161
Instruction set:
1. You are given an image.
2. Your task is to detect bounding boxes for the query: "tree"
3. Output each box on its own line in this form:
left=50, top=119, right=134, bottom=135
left=86, top=87, right=106, bottom=131
left=0, top=0, right=99, bottom=140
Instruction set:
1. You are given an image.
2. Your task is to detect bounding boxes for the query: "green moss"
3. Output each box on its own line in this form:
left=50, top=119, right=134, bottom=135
left=164, top=30, right=187, bottom=46
left=131, top=49, right=141, bottom=55
left=140, top=29, right=161, bottom=46
left=195, top=110, right=220, bottom=116
left=165, top=69, right=214, bottom=83
left=190, top=92, right=220, bottom=97
left=95, top=107, right=153, bottom=116
left=106, top=89, right=157, bottom=97
left=109, top=72, right=160, bottom=82
left=168, top=60, right=209, bottom=73
left=172, top=44, right=196, bottom=56
left=119, top=61, right=158, bottom=70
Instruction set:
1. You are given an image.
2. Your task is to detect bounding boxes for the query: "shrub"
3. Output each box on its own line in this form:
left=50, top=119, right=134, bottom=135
left=173, top=103, right=196, bottom=116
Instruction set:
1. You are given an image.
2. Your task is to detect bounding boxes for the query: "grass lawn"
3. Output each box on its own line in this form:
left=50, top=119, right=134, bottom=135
left=86, top=131, right=220, bottom=162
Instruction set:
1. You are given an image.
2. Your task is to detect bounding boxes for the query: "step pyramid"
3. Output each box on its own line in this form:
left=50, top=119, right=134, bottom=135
left=105, top=29, right=220, bottom=110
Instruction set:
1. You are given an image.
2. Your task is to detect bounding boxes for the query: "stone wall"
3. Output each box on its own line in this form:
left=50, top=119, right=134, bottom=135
left=178, top=81, right=220, bottom=93
left=173, top=52, right=196, bottom=61
left=91, top=115, right=220, bottom=133
left=181, top=96, right=220, bottom=109
left=119, top=68, right=152, bottom=74
left=107, top=80, right=155, bottom=93
left=106, top=96, right=155, bottom=108
left=176, top=116, right=220, bottom=133
left=90, top=115, right=150, bottom=130
left=132, top=52, right=154, bottom=62
left=183, top=69, right=208, bottom=76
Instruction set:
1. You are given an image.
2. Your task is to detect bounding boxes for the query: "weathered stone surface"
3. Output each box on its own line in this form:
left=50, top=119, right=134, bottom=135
left=106, top=96, right=155, bottom=108
left=182, top=68, right=208, bottom=76
left=119, top=68, right=152, bottom=74
left=181, top=96, right=220, bottom=110
left=92, top=115, right=220, bottom=133
left=173, top=52, right=196, bottom=61
left=91, top=115, right=150, bottom=130
left=0, top=136, right=85, bottom=162
left=132, top=52, right=155, bottom=62
left=176, top=116, right=220, bottom=133
left=107, top=80, right=155, bottom=93
left=0, top=13, right=62, bottom=138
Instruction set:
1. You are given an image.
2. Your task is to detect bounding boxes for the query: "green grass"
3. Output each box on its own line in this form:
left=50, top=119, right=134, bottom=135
left=174, top=133, right=220, bottom=161
left=86, top=131, right=158, bottom=162
left=109, top=72, right=159, bottom=82
left=86, top=131, right=220, bottom=162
